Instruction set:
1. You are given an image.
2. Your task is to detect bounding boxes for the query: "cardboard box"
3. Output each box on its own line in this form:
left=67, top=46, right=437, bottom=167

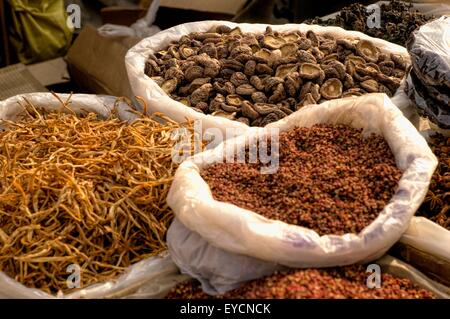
left=65, top=25, right=140, bottom=98
left=160, top=0, right=247, bottom=15
left=101, top=7, right=147, bottom=26
left=28, top=57, right=70, bottom=87
left=390, top=242, right=450, bottom=287
left=155, top=0, right=248, bottom=29
left=101, top=0, right=248, bottom=30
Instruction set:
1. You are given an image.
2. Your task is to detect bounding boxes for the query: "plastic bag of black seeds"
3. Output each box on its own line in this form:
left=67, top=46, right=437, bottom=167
left=167, top=93, right=437, bottom=273
left=406, top=16, right=450, bottom=129
left=125, top=21, right=413, bottom=133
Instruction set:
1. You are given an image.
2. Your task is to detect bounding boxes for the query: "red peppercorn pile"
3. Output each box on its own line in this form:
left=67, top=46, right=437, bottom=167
left=201, top=124, right=402, bottom=236
left=166, top=265, right=434, bottom=299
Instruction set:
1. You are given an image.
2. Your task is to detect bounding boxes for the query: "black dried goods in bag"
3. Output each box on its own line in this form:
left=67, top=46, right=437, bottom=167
left=407, top=16, right=450, bottom=89
left=406, top=16, right=450, bottom=129
left=406, top=71, right=450, bottom=129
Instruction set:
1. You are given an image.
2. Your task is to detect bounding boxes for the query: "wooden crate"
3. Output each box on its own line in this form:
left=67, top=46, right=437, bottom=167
left=390, top=242, right=450, bottom=287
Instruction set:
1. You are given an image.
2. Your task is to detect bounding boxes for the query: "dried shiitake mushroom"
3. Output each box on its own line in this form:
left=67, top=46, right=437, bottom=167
left=320, top=78, right=343, bottom=99
left=263, top=35, right=286, bottom=49
left=360, top=79, right=379, bottom=93
left=191, top=83, right=212, bottom=105
left=253, top=103, right=277, bottom=115
left=299, top=63, right=321, bottom=80
left=185, top=65, right=204, bottom=82
left=236, top=84, right=256, bottom=95
left=282, top=32, right=300, bottom=43
left=343, top=88, right=365, bottom=98
left=241, top=101, right=260, bottom=120
left=276, top=64, right=298, bottom=78
left=211, top=110, right=237, bottom=120
left=254, top=48, right=272, bottom=62
left=161, top=79, right=178, bottom=94
left=221, top=103, right=240, bottom=113
left=280, top=43, right=298, bottom=57
left=356, top=40, right=379, bottom=63
left=145, top=25, right=407, bottom=126
left=226, top=94, right=244, bottom=107
left=297, top=93, right=316, bottom=109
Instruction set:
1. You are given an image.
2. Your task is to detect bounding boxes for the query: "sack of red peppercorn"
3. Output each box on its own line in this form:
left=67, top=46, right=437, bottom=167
left=166, top=93, right=437, bottom=279
left=125, top=21, right=415, bottom=133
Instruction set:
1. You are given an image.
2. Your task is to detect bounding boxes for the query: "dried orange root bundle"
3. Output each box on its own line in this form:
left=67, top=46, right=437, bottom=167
left=0, top=99, right=192, bottom=295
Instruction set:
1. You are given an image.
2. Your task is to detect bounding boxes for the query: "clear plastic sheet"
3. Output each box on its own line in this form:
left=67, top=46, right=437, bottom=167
left=0, top=93, right=185, bottom=299
left=406, top=16, right=450, bottom=129
left=167, top=93, right=437, bottom=270
left=407, top=16, right=450, bottom=88
left=125, top=21, right=412, bottom=134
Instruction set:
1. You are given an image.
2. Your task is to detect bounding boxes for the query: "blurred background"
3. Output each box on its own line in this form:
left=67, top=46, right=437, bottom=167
left=0, top=0, right=447, bottom=100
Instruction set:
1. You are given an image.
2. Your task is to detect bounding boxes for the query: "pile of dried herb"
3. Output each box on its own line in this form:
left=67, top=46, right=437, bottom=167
left=201, top=124, right=402, bottom=236
left=306, top=0, right=434, bottom=46
left=166, top=265, right=435, bottom=299
left=0, top=99, right=192, bottom=295
left=417, top=134, right=450, bottom=230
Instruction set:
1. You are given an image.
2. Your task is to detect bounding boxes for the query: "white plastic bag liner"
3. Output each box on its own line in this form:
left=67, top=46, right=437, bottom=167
left=0, top=93, right=186, bottom=299
left=167, top=93, right=438, bottom=268
left=98, top=0, right=161, bottom=39
left=167, top=218, right=286, bottom=295
left=0, top=93, right=137, bottom=124
left=400, top=217, right=450, bottom=263
left=125, top=21, right=411, bottom=134
left=0, top=252, right=186, bottom=299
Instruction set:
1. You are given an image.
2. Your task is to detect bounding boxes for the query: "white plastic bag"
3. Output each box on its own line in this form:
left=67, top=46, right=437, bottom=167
left=0, top=93, right=186, bottom=299
left=167, top=93, right=437, bottom=269
left=401, top=217, right=450, bottom=263
left=125, top=21, right=411, bottom=133
left=167, top=218, right=286, bottom=295
left=98, top=0, right=161, bottom=39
